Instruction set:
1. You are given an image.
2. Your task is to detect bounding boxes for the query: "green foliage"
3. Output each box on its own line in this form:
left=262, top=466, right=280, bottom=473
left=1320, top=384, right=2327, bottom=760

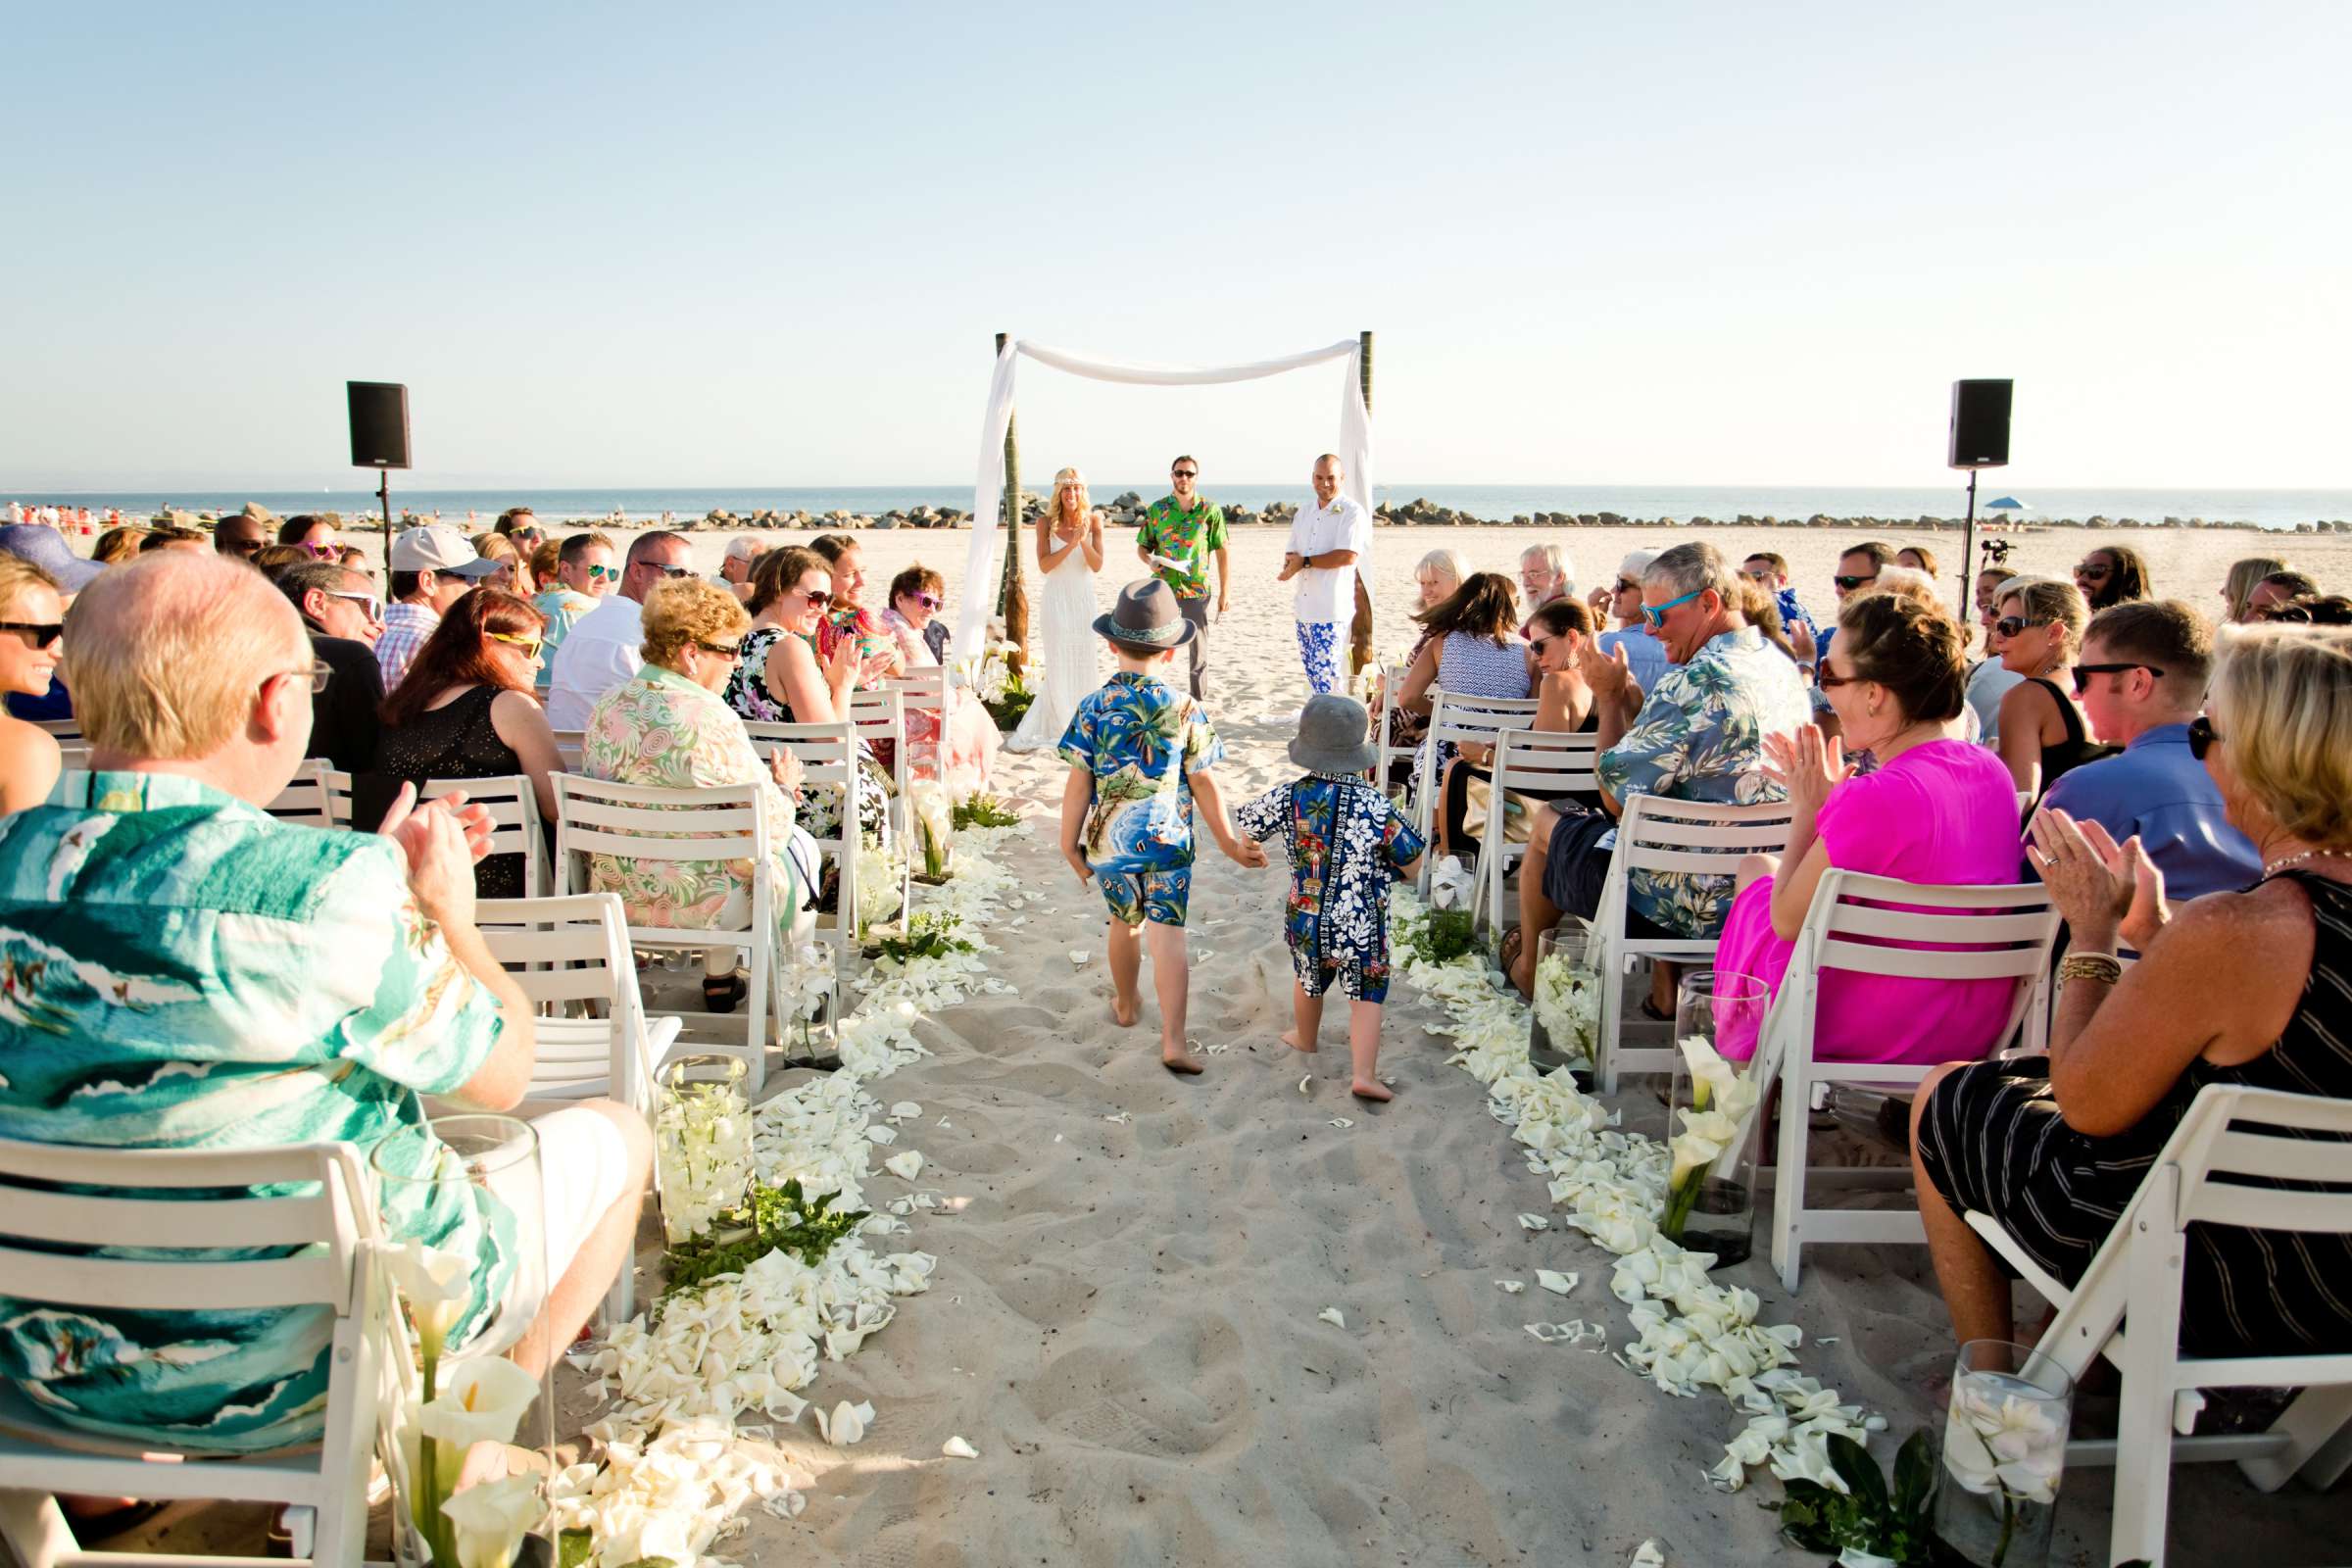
left=558, top=1531, right=594, bottom=1568
left=872, top=909, right=976, bottom=964
left=1400, top=906, right=1478, bottom=967
left=982, top=685, right=1036, bottom=733
left=952, top=793, right=1022, bottom=830
left=1774, top=1432, right=1941, bottom=1564
left=661, top=1178, right=870, bottom=1300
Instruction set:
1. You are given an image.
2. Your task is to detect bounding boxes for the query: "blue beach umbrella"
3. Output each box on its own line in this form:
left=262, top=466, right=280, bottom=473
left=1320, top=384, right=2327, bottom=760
left=1984, top=496, right=2026, bottom=512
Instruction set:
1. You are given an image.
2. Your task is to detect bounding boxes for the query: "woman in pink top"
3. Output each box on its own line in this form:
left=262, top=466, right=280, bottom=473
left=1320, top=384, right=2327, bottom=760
left=1714, top=593, right=2024, bottom=1065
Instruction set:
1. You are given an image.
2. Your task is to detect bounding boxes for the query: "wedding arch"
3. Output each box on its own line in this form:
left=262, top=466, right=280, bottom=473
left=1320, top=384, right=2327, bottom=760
left=952, top=334, right=1378, bottom=661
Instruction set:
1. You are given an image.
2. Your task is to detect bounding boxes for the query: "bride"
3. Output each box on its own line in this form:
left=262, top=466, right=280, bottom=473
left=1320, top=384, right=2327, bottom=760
left=1007, top=466, right=1106, bottom=751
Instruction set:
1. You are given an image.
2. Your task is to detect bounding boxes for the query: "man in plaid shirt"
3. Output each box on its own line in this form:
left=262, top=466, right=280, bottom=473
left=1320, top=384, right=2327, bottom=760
left=376, top=524, right=503, bottom=691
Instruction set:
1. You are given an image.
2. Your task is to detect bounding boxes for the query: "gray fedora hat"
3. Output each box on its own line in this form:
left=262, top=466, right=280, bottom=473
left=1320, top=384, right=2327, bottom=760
left=0, top=523, right=102, bottom=593
left=1289, top=693, right=1380, bottom=775
left=1094, top=578, right=1198, bottom=652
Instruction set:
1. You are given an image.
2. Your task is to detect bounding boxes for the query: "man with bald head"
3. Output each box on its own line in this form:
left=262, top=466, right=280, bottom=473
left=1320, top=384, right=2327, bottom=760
left=214, top=513, right=267, bottom=559
left=1278, top=453, right=1371, bottom=695
left=0, top=553, right=649, bottom=1454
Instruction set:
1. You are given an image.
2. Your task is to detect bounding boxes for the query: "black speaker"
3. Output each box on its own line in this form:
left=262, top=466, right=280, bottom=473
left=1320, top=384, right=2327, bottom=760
left=347, top=381, right=411, bottom=469
left=1948, top=379, right=2011, bottom=469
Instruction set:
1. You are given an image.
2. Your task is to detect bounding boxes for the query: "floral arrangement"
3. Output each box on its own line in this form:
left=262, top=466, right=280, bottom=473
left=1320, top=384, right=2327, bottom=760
left=661, top=1177, right=870, bottom=1298
left=1661, top=1033, right=1762, bottom=1246
left=906, top=781, right=954, bottom=882
left=951, top=793, right=1022, bottom=830
left=654, top=1074, right=754, bottom=1246
left=1940, top=1371, right=2066, bottom=1565
left=962, top=638, right=1034, bottom=733
left=853, top=841, right=905, bottom=938
left=1531, top=944, right=1601, bottom=1063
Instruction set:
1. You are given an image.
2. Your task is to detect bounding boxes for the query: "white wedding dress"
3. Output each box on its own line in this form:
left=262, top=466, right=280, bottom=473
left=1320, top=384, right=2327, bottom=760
left=1007, top=541, right=1102, bottom=752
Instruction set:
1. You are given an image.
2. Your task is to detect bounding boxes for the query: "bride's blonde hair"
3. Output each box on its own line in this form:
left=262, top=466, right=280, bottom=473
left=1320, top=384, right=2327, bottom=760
left=1049, top=466, right=1090, bottom=521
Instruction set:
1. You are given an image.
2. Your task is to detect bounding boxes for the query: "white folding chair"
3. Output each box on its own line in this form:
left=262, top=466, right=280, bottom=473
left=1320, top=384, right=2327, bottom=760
left=553, top=775, right=776, bottom=1093
left=1472, top=728, right=1602, bottom=941
left=1412, top=688, right=1542, bottom=894
left=1740, top=872, right=2060, bottom=1291
left=266, top=758, right=337, bottom=827
left=885, top=665, right=952, bottom=789
left=327, top=772, right=549, bottom=896
left=53, top=742, right=90, bottom=773
left=0, top=1139, right=389, bottom=1567
left=549, top=729, right=585, bottom=772
left=1964, top=1084, right=2352, bottom=1566
left=1371, top=661, right=1417, bottom=800
left=744, top=720, right=867, bottom=990
left=476, top=892, right=679, bottom=1324
left=1591, top=794, right=1796, bottom=1094
left=847, top=685, right=911, bottom=842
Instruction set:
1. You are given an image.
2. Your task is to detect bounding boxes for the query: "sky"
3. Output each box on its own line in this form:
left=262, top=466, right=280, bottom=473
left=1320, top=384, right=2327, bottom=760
left=5, top=1, right=2347, bottom=493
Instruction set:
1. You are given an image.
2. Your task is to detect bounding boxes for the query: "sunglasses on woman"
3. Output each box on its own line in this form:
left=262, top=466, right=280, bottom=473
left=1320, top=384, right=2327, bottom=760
left=0, top=621, right=64, bottom=650
left=303, top=542, right=339, bottom=559
left=796, top=587, right=832, bottom=608
left=916, top=593, right=941, bottom=610
left=1641, top=587, right=1704, bottom=629
left=1993, top=614, right=2047, bottom=640
left=2186, top=713, right=2222, bottom=760
left=486, top=630, right=543, bottom=661
left=693, top=639, right=744, bottom=660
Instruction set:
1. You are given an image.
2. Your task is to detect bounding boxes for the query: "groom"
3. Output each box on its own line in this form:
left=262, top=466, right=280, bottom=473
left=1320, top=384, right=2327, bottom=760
left=1135, top=454, right=1227, bottom=700
left=1278, top=453, right=1372, bottom=695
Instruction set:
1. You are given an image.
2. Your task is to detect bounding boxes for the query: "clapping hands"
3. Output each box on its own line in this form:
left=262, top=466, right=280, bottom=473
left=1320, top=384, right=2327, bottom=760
left=376, top=784, right=494, bottom=926
left=2028, top=807, right=2169, bottom=952
left=1761, top=724, right=1852, bottom=818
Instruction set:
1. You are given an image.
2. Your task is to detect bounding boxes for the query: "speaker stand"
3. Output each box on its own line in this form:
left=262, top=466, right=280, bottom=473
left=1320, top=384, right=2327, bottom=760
left=1960, top=468, right=1978, bottom=603
left=377, top=470, right=393, bottom=574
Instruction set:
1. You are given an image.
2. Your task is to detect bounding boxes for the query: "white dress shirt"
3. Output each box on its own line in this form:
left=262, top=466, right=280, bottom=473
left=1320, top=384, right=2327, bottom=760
left=545, top=594, right=646, bottom=731
left=1288, top=494, right=1372, bottom=626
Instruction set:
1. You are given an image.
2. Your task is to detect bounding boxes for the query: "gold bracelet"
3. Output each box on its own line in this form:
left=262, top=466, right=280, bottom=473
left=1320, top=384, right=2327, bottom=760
left=2058, top=953, right=2124, bottom=988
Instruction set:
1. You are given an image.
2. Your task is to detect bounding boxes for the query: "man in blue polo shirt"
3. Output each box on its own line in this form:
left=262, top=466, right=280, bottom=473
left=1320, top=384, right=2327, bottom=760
left=2035, top=599, right=2258, bottom=903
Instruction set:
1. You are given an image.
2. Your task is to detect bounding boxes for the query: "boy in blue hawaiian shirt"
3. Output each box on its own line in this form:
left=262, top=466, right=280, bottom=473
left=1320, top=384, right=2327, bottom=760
left=1058, top=581, right=1265, bottom=1074
left=1236, top=694, right=1426, bottom=1102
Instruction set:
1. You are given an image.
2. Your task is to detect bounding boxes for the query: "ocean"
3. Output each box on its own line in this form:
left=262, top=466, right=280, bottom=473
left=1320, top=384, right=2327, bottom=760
left=17, top=483, right=2351, bottom=531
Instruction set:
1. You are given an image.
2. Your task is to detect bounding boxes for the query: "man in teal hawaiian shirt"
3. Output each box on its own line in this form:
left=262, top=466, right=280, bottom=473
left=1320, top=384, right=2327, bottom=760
left=0, top=553, right=649, bottom=1453
left=1057, top=580, right=1263, bottom=1072
left=1509, top=542, right=1809, bottom=999
left=1135, top=455, right=1228, bottom=700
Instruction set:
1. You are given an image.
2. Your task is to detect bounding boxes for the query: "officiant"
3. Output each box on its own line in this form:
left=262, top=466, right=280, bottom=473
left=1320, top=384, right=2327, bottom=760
left=1278, top=454, right=1373, bottom=696
left=1135, top=453, right=1228, bottom=700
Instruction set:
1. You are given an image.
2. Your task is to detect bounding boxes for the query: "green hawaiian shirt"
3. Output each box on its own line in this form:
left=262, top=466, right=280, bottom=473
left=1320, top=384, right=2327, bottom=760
left=1137, top=495, right=1228, bottom=600
left=0, top=771, right=510, bottom=1452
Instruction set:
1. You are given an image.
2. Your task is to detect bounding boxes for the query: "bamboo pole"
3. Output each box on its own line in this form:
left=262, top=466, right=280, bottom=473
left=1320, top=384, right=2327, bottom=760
left=995, top=331, right=1030, bottom=665
left=1348, top=329, right=1375, bottom=675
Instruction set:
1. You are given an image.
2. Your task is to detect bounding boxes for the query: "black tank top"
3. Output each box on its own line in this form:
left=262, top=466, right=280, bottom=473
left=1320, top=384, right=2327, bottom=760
left=371, top=685, right=529, bottom=898
left=2028, top=676, right=2111, bottom=794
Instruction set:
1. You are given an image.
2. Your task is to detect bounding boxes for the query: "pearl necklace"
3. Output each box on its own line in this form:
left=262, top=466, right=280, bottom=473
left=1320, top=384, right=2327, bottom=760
left=2265, top=848, right=2352, bottom=876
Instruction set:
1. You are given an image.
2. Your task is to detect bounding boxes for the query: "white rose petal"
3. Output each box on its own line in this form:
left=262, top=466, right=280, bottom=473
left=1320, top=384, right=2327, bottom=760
left=1631, top=1540, right=1665, bottom=1566
left=1299, top=1076, right=1312, bottom=1095
left=1537, top=1269, right=1578, bottom=1297
left=941, top=1435, right=979, bottom=1459
left=1496, top=1280, right=1527, bottom=1295
left=883, top=1151, right=925, bottom=1181
left=1329, top=1118, right=1353, bottom=1129
left=1517, top=1213, right=1551, bottom=1231
left=1103, top=1112, right=1133, bottom=1125
left=1316, top=1306, right=1346, bottom=1328
left=1068, top=950, right=1090, bottom=966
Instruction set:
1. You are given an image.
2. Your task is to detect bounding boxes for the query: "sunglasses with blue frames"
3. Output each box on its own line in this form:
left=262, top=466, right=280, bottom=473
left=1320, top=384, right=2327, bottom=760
left=1641, top=587, right=1706, bottom=629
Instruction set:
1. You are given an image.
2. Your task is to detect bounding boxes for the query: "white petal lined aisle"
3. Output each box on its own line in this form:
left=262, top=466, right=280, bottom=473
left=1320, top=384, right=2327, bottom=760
left=1387, top=887, right=1885, bottom=1495
left=554, top=823, right=1028, bottom=1566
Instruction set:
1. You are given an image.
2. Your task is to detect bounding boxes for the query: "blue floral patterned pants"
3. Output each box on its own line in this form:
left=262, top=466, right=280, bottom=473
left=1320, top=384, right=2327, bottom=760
left=1296, top=620, right=1342, bottom=695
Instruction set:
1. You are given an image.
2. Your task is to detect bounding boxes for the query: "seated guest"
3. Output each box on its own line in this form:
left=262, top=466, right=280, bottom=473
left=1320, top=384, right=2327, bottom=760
left=2220, top=555, right=2289, bottom=624
left=0, top=552, right=648, bottom=1449
left=546, top=530, right=693, bottom=730
left=1966, top=567, right=2025, bottom=747
left=1897, top=543, right=1939, bottom=578
left=275, top=560, right=388, bottom=775
left=1440, top=597, right=1600, bottom=858
left=807, top=533, right=903, bottom=771
left=1741, top=551, right=1819, bottom=666
left=0, top=522, right=98, bottom=728
left=582, top=579, right=818, bottom=1012
left=717, top=535, right=761, bottom=602
left=378, top=524, right=502, bottom=692
left=1516, top=543, right=1574, bottom=625
left=1912, top=625, right=2352, bottom=1355
left=374, top=589, right=562, bottom=899
left=1593, top=548, right=1672, bottom=694
left=1396, top=571, right=1530, bottom=800
left=470, top=531, right=526, bottom=595
left=251, top=543, right=311, bottom=577
left=2073, top=542, right=2151, bottom=612
left=0, top=558, right=65, bottom=811
left=1712, top=595, right=2022, bottom=1064
left=1815, top=540, right=1895, bottom=672
left=492, top=507, right=544, bottom=558
left=2248, top=568, right=2321, bottom=619
left=91, top=525, right=148, bottom=565
left=881, top=563, right=998, bottom=795
left=1373, top=549, right=1466, bottom=785
left=2038, top=599, right=2259, bottom=904
left=276, top=514, right=338, bottom=558
left=138, top=524, right=208, bottom=554
left=213, top=513, right=267, bottom=559
left=1991, top=575, right=2103, bottom=804
left=2260, top=592, right=2352, bottom=625
left=526, top=535, right=564, bottom=605
left=531, top=530, right=617, bottom=694
left=1509, top=542, right=1810, bottom=1000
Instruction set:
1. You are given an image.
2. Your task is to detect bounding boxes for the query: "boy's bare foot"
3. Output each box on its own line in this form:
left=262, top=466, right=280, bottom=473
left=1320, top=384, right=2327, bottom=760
left=1349, top=1078, right=1394, bottom=1102
left=1111, top=996, right=1140, bottom=1027
left=1280, top=1028, right=1316, bottom=1053
left=1162, top=1045, right=1205, bottom=1075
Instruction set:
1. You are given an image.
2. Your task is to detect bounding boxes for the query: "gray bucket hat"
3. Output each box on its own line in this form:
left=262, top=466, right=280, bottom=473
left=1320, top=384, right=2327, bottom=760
left=1289, top=693, right=1379, bottom=775
left=1093, top=578, right=1198, bottom=653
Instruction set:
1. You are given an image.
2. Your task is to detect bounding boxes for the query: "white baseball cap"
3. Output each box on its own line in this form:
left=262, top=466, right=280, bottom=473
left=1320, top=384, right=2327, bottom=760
left=390, top=524, right=503, bottom=576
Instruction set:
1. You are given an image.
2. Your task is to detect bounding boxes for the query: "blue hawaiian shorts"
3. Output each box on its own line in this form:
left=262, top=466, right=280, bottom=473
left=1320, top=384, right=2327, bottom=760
left=1291, top=945, right=1391, bottom=1004
left=1097, top=865, right=1191, bottom=928
left=1296, top=620, right=1342, bottom=695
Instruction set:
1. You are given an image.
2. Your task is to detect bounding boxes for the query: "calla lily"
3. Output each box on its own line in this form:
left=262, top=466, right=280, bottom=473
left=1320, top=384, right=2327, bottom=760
left=439, top=1473, right=543, bottom=1568
left=420, top=1356, right=540, bottom=1453
left=378, top=1239, right=473, bottom=1363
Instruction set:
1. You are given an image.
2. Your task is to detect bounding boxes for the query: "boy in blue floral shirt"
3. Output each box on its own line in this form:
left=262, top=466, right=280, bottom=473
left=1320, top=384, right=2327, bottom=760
left=1236, top=694, right=1427, bottom=1102
left=1059, top=581, right=1265, bottom=1074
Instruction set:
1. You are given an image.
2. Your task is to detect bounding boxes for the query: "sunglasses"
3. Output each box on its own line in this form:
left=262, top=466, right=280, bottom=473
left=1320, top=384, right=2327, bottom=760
left=2186, top=713, right=2222, bottom=760
left=2071, top=662, right=2163, bottom=694
left=1613, top=578, right=1640, bottom=594
left=796, top=586, right=833, bottom=608
left=1993, top=614, right=2047, bottom=640
left=487, top=630, right=543, bottom=661
left=1530, top=637, right=1554, bottom=656
left=1833, top=573, right=1878, bottom=591
left=2075, top=564, right=2112, bottom=580
left=584, top=564, right=618, bottom=580
left=0, top=620, right=64, bottom=650
left=915, top=593, right=941, bottom=610
left=1641, top=587, right=1705, bottom=629
left=693, top=638, right=744, bottom=660
left=1742, top=568, right=1777, bottom=583
left=223, top=537, right=263, bottom=555
left=327, top=590, right=383, bottom=620
left=647, top=564, right=693, bottom=580
left=1171, top=468, right=1199, bottom=479
left=304, top=541, right=339, bottom=559
left=1816, top=670, right=1859, bottom=689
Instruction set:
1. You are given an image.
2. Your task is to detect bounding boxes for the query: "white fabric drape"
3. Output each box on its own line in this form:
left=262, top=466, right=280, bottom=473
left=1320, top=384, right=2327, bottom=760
left=954, top=337, right=1376, bottom=659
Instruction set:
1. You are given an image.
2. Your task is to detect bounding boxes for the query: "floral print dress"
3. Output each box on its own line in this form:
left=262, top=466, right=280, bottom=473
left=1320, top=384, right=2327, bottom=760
left=721, top=625, right=892, bottom=858
left=583, top=663, right=816, bottom=940
left=1237, top=772, right=1427, bottom=1003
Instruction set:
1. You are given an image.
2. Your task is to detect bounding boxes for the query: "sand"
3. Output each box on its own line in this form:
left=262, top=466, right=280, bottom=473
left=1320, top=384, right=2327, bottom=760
left=662, top=525, right=2344, bottom=1565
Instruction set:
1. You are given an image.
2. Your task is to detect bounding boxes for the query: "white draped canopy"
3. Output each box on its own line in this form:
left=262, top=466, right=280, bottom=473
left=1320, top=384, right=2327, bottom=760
left=954, top=336, right=1377, bottom=659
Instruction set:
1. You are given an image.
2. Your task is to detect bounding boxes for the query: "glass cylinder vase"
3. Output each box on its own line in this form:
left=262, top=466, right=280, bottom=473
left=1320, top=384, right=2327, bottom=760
left=369, top=1113, right=555, bottom=1568
left=1934, top=1339, right=2074, bottom=1568
left=1527, top=918, right=1599, bottom=1074
left=1657, top=969, right=1769, bottom=1266
left=655, top=1054, right=754, bottom=1246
